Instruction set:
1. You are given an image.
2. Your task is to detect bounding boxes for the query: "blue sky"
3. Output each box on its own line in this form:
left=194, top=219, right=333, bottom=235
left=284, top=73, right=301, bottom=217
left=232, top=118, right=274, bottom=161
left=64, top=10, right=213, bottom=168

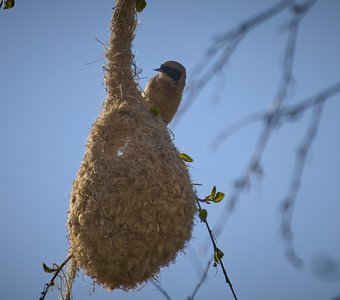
left=1, top=1, right=340, bottom=299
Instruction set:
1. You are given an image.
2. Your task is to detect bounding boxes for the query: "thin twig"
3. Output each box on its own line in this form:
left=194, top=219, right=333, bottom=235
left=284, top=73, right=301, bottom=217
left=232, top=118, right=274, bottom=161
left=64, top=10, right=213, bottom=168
left=280, top=102, right=323, bottom=267
left=95, top=36, right=107, bottom=46
left=39, top=255, right=73, bottom=300
left=212, top=0, right=318, bottom=242
left=210, top=81, right=340, bottom=149
left=196, top=199, right=238, bottom=300
left=279, top=81, right=340, bottom=118
left=187, top=244, right=206, bottom=278
left=150, top=278, right=172, bottom=300
left=188, top=259, right=212, bottom=300
left=211, top=111, right=265, bottom=148
left=173, top=0, right=296, bottom=126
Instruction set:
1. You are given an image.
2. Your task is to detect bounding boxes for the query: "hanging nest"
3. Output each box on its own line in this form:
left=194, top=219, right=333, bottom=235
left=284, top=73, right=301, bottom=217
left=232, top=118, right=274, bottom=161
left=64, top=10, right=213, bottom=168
left=67, top=0, right=196, bottom=290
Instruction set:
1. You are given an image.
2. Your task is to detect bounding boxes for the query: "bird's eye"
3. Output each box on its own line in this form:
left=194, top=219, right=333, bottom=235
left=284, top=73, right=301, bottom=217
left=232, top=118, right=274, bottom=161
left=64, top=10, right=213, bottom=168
left=161, top=66, right=181, bottom=81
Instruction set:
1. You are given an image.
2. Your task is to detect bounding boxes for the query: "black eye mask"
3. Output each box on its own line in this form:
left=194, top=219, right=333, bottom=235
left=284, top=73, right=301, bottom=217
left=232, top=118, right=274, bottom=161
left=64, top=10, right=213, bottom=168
left=161, top=65, right=182, bottom=81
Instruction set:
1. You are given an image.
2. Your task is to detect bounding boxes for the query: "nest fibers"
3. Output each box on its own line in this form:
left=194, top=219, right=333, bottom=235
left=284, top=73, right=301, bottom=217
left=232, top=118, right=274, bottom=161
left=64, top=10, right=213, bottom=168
left=67, top=0, right=196, bottom=291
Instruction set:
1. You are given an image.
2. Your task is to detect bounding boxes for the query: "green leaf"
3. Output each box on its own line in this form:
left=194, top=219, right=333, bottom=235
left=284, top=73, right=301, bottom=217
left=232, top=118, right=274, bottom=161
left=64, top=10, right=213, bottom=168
left=136, top=0, right=147, bottom=12
left=206, top=186, right=216, bottom=200
left=213, top=192, right=225, bottom=203
left=198, top=208, right=207, bottom=222
left=149, top=106, right=160, bottom=117
left=178, top=152, right=193, bottom=163
left=4, top=0, right=15, bottom=9
left=213, top=248, right=224, bottom=264
left=43, top=263, right=54, bottom=273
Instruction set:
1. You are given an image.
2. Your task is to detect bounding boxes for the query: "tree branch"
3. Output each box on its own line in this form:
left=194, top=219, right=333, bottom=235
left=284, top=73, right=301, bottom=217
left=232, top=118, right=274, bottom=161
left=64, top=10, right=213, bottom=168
left=173, top=0, right=297, bottom=126
left=210, top=81, right=340, bottom=148
left=187, top=259, right=212, bottom=300
left=280, top=101, right=323, bottom=267
left=196, top=199, right=238, bottom=300
left=150, top=278, right=173, bottom=300
left=211, top=0, right=318, bottom=242
left=39, top=255, right=73, bottom=300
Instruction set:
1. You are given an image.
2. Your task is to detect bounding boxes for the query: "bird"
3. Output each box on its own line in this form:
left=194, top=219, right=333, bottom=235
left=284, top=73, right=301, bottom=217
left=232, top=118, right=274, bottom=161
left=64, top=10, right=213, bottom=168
left=143, top=61, right=186, bottom=124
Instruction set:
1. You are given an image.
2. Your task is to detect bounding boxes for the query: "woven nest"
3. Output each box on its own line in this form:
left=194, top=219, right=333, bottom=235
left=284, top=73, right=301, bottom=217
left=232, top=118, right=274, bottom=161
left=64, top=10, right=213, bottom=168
left=67, top=0, right=196, bottom=290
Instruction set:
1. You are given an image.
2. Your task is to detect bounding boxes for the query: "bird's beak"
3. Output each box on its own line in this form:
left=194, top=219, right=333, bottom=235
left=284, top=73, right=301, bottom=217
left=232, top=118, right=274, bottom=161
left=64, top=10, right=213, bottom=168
left=154, top=67, right=162, bottom=72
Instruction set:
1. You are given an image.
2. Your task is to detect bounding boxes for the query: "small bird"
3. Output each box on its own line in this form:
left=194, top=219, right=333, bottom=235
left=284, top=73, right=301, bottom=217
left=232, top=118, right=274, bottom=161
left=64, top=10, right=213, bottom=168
left=143, top=61, right=186, bottom=124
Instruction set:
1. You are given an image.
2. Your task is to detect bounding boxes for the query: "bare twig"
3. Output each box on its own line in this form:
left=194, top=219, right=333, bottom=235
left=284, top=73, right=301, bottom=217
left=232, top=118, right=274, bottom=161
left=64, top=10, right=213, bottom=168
left=187, top=244, right=207, bottom=278
left=188, top=259, right=213, bottom=300
left=173, top=0, right=296, bottom=126
left=95, top=36, right=107, bottom=46
left=279, top=81, right=340, bottom=118
left=211, top=81, right=340, bottom=148
left=280, top=102, right=323, bottom=267
left=39, top=255, right=73, bottom=300
left=212, top=0, right=318, bottom=241
left=211, top=111, right=265, bottom=148
left=150, top=278, right=173, bottom=300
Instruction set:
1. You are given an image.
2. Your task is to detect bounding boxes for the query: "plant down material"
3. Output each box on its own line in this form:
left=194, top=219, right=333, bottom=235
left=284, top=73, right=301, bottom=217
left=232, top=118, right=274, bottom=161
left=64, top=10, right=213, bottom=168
left=67, top=0, right=196, bottom=290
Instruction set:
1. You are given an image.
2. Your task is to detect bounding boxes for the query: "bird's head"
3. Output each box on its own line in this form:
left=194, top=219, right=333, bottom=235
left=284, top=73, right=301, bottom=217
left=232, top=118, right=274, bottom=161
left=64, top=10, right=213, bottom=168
left=154, top=61, right=186, bottom=86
